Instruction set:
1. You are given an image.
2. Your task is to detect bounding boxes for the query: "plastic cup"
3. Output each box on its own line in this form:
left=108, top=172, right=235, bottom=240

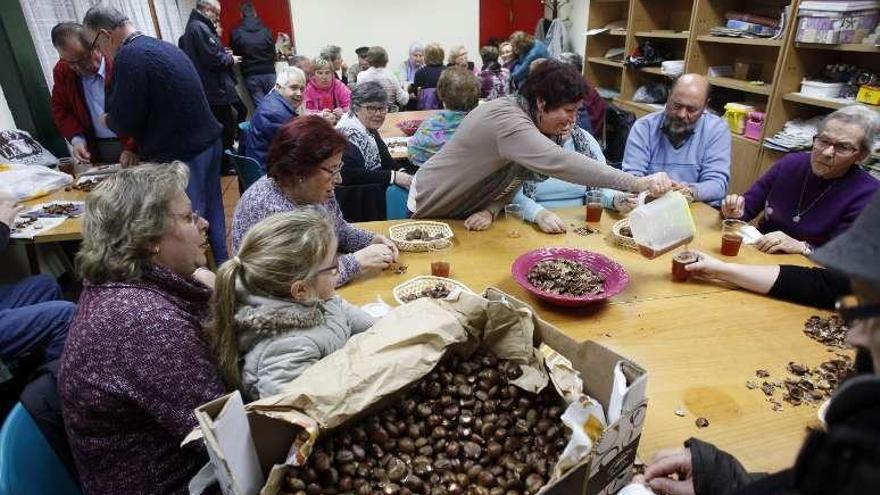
left=428, top=239, right=452, bottom=277
left=504, top=204, right=524, bottom=238
left=585, top=190, right=603, bottom=223
left=671, top=251, right=699, bottom=281
left=721, top=219, right=746, bottom=256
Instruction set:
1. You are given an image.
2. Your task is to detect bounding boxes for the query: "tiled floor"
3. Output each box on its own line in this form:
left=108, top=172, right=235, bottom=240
left=222, top=176, right=240, bottom=255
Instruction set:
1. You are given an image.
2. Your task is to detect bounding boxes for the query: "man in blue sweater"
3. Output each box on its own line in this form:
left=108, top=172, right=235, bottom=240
left=82, top=5, right=228, bottom=262
left=604, top=74, right=731, bottom=211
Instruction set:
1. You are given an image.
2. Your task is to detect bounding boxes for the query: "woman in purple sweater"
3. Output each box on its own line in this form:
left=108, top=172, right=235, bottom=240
left=59, top=163, right=225, bottom=495
left=723, top=105, right=879, bottom=254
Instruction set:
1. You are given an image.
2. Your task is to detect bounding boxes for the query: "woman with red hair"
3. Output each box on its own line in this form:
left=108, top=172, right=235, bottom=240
left=231, top=116, right=399, bottom=286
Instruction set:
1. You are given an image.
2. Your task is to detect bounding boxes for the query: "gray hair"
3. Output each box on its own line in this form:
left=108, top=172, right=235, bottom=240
left=77, top=162, right=188, bottom=284
left=350, top=81, right=388, bottom=114
left=821, top=105, right=880, bottom=152
left=51, top=22, right=89, bottom=49
left=409, top=42, right=424, bottom=55
left=320, top=44, right=342, bottom=62
left=83, top=4, right=130, bottom=32
left=276, top=65, right=305, bottom=87
left=196, top=0, right=220, bottom=11
left=290, top=55, right=310, bottom=68
left=556, top=52, right=583, bottom=73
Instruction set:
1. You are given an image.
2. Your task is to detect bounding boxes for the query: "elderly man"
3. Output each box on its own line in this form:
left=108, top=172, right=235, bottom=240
left=82, top=4, right=228, bottom=262
left=231, top=2, right=276, bottom=108
left=243, top=66, right=306, bottom=171
left=49, top=22, right=137, bottom=166
left=347, top=46, right=369, bottom=90
left=605, top=73, right=731, bottom=211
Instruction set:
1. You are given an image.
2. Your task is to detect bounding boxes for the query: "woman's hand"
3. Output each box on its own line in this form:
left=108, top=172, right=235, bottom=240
left=371, top=234, right=400, bottom=260
left=684, top=250, right=726, bottom=279
left=636, top=172, right=672, bottom=197
left=721, top=194, right=745, bottom=219
left=0, top=200, right=24, bottom=227
left=464, top=210, right=493, bottom=231
left=535, top=209, right=566, bottom=234
left=644, top=448, right=696, bottom=495
left=612, top=192, right=638, bottom=213
left=332, top=107, right=345, bottom=118
left=394, top=171, right=413, bottom=189
left=754, top=231, right=808, bottom=254
left=320, top=109, right=338, bottom=125
left=354, top=244, right=394, bottom=270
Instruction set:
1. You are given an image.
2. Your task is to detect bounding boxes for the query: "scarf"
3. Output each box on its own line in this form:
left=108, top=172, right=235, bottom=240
left=521, top=127, right=597, bottom=199
left=336, top=112, right=380, bottom=170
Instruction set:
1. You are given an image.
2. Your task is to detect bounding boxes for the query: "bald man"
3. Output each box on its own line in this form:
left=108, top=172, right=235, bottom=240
left=605, top=73, right=731, bottom=211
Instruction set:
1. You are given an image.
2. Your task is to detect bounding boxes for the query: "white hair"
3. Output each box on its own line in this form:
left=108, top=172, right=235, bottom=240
left=275, top=66, right=306, bottom=87
left=822, top=105, right=880, bottom=152
left=196, top=0, right=220, bottom=10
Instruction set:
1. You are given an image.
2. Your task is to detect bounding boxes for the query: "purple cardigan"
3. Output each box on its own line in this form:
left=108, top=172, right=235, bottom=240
left=742, top=152, right=879, bottom=246
left=59, top=263, right=225, bottom=495
left=231, top=176, right=374, bottom=286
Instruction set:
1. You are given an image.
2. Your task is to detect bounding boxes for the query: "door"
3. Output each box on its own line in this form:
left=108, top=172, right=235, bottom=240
left=219, top=0, right=293, bottom=45
left=479, top=0, right=545, bottom=46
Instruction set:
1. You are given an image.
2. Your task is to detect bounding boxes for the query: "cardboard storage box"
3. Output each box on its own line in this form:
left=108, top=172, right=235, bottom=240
left=194, top=288, right=649, bottom=495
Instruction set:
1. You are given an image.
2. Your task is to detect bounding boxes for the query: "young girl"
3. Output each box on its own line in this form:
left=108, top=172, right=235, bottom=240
left=208, top=209, right=375, bottom=400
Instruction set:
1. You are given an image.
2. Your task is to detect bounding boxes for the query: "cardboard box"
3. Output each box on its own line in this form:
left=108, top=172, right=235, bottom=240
left=195, top=288, right=648, bottom=495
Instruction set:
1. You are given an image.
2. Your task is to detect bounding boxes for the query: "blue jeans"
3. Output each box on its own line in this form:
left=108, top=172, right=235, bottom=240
left=0, top=275, right=74, bottom=366
left=244, top=74, right=276, bottom=109
left=185, top=139, right=228, bottom=263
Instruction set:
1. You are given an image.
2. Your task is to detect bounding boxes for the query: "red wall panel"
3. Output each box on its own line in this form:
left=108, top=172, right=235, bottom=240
left=219, top=0, right=293, bottom=46
left=479, top=0, right=545, bottom=46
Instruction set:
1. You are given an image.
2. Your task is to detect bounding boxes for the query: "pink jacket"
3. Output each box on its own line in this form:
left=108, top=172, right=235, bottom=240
left=304, top=78, right=351, bottom=112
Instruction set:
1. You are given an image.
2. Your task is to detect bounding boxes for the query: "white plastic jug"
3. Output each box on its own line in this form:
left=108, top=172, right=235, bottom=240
left=629, top=191, right=696, bottom=259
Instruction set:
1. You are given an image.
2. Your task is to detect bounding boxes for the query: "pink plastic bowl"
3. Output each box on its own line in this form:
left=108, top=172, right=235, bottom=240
left=396, top=119, right=423, bottom=136
left=511, top=248, right=629, bottom=307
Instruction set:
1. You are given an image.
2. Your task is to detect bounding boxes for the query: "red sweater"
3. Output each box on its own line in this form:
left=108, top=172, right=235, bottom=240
left=50, top=59, right=136, bottom=156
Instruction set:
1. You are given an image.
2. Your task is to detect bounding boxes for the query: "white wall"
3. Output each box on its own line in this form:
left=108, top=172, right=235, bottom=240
left=0, top=83, right=16, bottom=129
left=289, top=0, right=480, bottom=71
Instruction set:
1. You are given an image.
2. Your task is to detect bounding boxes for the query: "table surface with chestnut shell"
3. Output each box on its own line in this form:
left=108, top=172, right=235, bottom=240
left=338, top=203, right=839, bottom=474
left=379, top=110, right=438, bottom=159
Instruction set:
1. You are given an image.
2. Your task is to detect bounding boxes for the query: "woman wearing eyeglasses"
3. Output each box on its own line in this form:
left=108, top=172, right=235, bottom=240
left=722, top=105, right=879, bottom=254
left=208, top=209, right=375, bottom=400
left=231, top=116, right=399, bottom=286
left=59, top=163, right=225, bottom=495
left=336, top=81, right=413, bottom=190
left=637, top=192, right=880, bottom=495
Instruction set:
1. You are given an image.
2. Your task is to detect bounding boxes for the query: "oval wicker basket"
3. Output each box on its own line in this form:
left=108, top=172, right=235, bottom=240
left=612, top=218, right=637, bottom=251
left=388, top=221, right=455, bottom=252
left=392, top=276, right=474, bottom=305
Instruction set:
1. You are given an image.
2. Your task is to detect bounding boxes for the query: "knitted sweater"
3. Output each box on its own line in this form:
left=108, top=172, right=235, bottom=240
left=356, top=67, right=409, bottom=108
left=58, top=263, right=225, bottom=495
left=231, top=176, right=374, bottom=286
left=236, top=294, right=375, bottom=399
left=106, top=34, right=221, bottom=161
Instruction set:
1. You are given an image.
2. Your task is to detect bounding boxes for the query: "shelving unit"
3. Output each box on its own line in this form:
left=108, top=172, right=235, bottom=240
left=782, top=92, right=880, bottom=112
left=707, top=76, right=772, bottom=95
left=587, top=56, right=625, bottom=68
left=635, top=30, right=690, bottom=39
left=585, top=0, right=631, bottom=102
left=696, top=35, right=782, bottom=46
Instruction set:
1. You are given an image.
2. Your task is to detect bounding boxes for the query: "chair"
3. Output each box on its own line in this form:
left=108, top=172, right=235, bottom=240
left=224, top=149, right=263, bottom=193
left=385, top=185, right=410, bottom=220
left=0, top=403, right=81, bottom=495
left=416, top=88, right=442, bottom=110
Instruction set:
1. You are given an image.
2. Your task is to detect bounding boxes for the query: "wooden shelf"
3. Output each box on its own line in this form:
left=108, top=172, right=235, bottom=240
left=587, top=57, right=624, bottom=68
left=635, top=30, right=689, bottom=39
left=616, top=99, right=664, bottom=114
left=731, top=133, right=760, bottom=147
left=783, top=92, right=880, bottom=112
left=610, top=28, right=628, bottom=36
left=795, top=42, right=880, bottom=53
left=639, top=66, right=676, bottom=77
left=696, top=35, right=782, bottom=47
left=708, top=77, right=773, bottom=95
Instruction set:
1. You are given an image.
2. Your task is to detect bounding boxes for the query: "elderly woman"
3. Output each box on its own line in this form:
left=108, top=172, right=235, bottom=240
left=59, top=163, right=225, bottom=495
left=447, top=44, right=478, bottom=75
left=413, top=42, right=446, bottom=93
left=356, top=46, right=409, bottom=112
left=245, top=66, right=305, bottom=171
left=337, top=81, right=413, bottom=188
left=722, top=105, right=879, bottom=254
left=509, top=31, right=549, bottom=90
left=396, top=42, right=425, bottom=85
left=232, top=116, right=399, bottom=285
left=408, top=60, right=670, bottom=229
left=499, top=41, right=515, bottom=71
left=304, top=57, right=351, bottom=121
left=319, top=44, right=348, bottom=84
left=408, top=68, right=481, bottom=167
left=478, top=45, right=509, bottom=100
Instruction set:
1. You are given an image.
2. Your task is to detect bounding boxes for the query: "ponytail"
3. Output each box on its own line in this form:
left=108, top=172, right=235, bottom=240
left=206, top=258, right=244, bottom=392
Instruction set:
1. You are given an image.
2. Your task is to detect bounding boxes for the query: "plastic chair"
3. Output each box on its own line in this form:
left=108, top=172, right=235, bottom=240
left=224, top=149, right=263, bottom=193
left=386, top=185, right=410, bottom=220
left=0, top=403, right=81, bottom=495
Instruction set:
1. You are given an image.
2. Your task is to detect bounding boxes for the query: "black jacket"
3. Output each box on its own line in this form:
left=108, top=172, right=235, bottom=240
left=178, top=10, right=238, bottom=106
left=688, top=375, right=880, bottom=495
left=230, top=16, right=275, bottom=77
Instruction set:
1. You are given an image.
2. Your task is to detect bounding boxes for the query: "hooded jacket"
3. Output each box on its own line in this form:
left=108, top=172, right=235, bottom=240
left=230, top=16, right=275, bottom=77
left=178, top=9, right=238, bottom=106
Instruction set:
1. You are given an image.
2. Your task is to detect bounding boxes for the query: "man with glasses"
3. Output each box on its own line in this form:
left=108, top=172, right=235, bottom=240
left=49, top=22, right=137, bottom=166
left=82, top=4, right=229, bottom=263
left=604, top=73, right=731, bottom=212
left=722, top=105, right=878, bottom=254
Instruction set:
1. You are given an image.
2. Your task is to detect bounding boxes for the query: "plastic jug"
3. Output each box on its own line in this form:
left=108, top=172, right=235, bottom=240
left=629, top=191, right=696, bottom=259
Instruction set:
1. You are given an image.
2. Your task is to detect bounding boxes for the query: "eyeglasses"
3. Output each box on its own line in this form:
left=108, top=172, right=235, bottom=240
left=86, top=30, right=106, bottom=53
left=835, top=295, right=880, bottom=325
left=320, top=165, right=343, bottom=178
left=316, top=258, right=340, bottom=277
left=172, top=210, right=201, bottom=225
left=813, top=135, right=860, bottom=156
left=361, top=104, right=389, bottom=114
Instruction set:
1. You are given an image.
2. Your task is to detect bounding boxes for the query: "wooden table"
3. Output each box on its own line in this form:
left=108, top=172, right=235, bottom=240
left=379, top=110, right=438, bottom=159
left=338, top=203, right=838, bottom=473
left=10, top=189, right=87, bottom=274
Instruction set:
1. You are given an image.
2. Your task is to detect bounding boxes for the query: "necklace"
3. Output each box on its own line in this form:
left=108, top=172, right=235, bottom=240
left=793, top=169, right=835, bottom=223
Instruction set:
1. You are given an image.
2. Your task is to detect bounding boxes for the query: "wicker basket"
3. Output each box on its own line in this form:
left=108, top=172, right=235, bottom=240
left=392, top=276, right=474, bottom=305
left=612, top=218, right=637, bottom=251
left=388, top=221, right=454, bottom=252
